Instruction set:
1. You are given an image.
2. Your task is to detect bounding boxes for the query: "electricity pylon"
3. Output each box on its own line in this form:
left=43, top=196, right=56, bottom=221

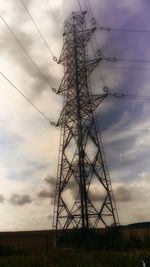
left=52, top=11, right=119, bottom=238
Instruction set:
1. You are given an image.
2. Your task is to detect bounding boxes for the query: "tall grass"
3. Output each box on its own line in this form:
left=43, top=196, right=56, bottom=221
left=57, top=227, right=147, bottom=251
left=1, top=228, right=150, bottom=266
left=0, top=250, right=150, bottom=267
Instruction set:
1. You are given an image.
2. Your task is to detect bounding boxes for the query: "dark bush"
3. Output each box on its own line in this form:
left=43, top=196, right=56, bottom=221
left=123, top=234, right=143, bottom=250
left=0, top=244, right=26, bottom=257
left=58, top=227, right=123, bottom=251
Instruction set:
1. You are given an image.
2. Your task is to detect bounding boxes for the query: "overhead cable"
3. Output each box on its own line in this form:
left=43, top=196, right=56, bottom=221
left=77, top=0, right=83, bottom=12
left=0, top=15, right=53, bottom=89
left=97, top=26, right=150, bottom=34
left=82, top=0, right=107, bottom=88
left=112, top=93, right=150, bottom=100
left=101, top=57, right=150, bottom=64
left=101, top=128, right=150, bottom=133
left=20, top=0, right=57, bottom=62
left=0, top=71, right=52, bottom=124
left=101, top=65, right=150, bottom=71
left=117, top=58, right=150, bottom=64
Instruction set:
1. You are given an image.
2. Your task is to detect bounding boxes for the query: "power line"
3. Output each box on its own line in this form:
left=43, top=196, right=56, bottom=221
left=20, top=0, right=57, bottom=62
left=101, top=128, right=150, bottom=133
left=78, top=0, right=107, bottom=90
left=107, top=35, right=150, bottom=42
left=97, top=26, right=150, bottom=34
left=101, top=65, right=150, bottom=72
left=78, top=3, right=149, bottom=135
left=1, top=73, right=149, bottom=132
left=77, top=0, right=83, bottom=12
left=117, top=58, right=150, bottom=64
left=86, top=0, right=94, bottom=18
left=101, top=56, right=150, bottom=64
left=0, top=71, right=52, bottom=124
left=0, top=15, right=53, bottom=90
left=115, top=93, right=150, bottom=99
left=83, top=0, right=92, bottom=23
left=101, top=57, right=150, bottom=65
left=81, top=0, right=107, bottom=88
left=111, top=93, right=150, bottom=100
left=79, top=1, right=150, bottom=36
left=79, top=2, right=150, bottom=66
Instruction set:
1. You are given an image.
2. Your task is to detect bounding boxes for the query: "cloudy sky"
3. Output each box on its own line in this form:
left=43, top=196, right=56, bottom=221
left=0, top=0, right=150, bottom=231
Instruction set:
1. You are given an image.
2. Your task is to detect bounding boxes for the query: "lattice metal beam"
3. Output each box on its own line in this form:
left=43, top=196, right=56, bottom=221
left=52, top=11, right=119, bottom=242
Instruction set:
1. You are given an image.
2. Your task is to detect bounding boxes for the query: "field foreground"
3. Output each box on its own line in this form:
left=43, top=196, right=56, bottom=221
left=0, top=250, right=150, bottom=266
left=1, top=224, right=150, bottom=266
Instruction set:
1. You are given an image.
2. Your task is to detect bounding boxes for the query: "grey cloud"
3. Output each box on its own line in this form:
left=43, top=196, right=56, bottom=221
left=43, top=175, right=56, bottom=187
left=40, top=175, right=78, bottom=201
left=0, top=3, right=60, bottom=97
left=58, top=179, right=105, bottom=202
left=22, top=0, right=33, bottom=7
left=87, top=184, right=133, bottom=203
left=87, top=183, right=134, bottom=203
left=9, top=193, right=32, bottom=206
left=0, top=194, right=5, bottom=203
left=0, top=29, right=33, bottom=53
left=103, top=131, right=150, bottom=184
left=63, top=179, right=79, bottom=200
left=115, top=185, right=133, bottom=202
left=37, top=175, right=56, bottom=202
left=37, top=188, right=55, bottom=199
left=42, top=175, right=106, bottom=203
left=88, top=190, right=105, bottom=202
left=0, top=29, right=57, bottom=96
left=46, top=8, right=62, bottom=38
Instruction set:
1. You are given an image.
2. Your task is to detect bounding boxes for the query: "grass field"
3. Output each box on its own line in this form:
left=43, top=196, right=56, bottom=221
left=1, top=228, right=150, bottom=266
left=0, top=249, right=150, bottom=266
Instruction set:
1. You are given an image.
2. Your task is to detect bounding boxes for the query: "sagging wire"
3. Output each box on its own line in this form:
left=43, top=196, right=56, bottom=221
left=0, top=71, right=56, bottom=127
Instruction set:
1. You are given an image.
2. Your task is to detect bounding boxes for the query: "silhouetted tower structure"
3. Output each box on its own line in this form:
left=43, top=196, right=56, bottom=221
left=52, top=12, right=119, bottom=237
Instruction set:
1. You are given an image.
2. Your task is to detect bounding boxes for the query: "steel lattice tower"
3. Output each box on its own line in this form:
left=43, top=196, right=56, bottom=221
left=52, top=12, right=119, bottom=236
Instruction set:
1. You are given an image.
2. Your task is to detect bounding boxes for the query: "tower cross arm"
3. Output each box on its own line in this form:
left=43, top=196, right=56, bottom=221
left=57, top=74, right=68, bottom=94
left=58, top=28, right=97, bottom=65
left=75, top=27, right=96, bottom=45
left=86, top=58, right=102, bottom=76
left=56, top=93, right=108, bottom=127
left=56, top=108, right=65, bottom=127
left=89, top=93, right=108, bottom=110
